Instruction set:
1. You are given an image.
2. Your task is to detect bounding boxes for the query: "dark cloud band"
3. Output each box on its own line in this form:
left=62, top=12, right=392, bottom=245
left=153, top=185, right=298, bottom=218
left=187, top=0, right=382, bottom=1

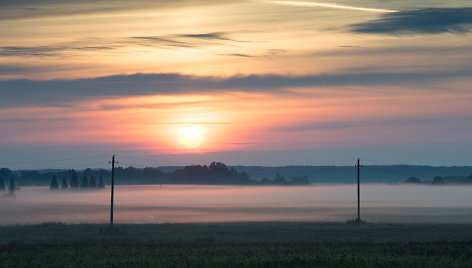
left=1, top=71, right=470, bottom=107
left=351, top=8, right=472, bottom=34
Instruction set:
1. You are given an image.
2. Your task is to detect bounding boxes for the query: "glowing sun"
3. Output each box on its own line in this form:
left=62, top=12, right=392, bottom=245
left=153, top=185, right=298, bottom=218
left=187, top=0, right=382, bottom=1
left=178, top=125, right=203, bottom=148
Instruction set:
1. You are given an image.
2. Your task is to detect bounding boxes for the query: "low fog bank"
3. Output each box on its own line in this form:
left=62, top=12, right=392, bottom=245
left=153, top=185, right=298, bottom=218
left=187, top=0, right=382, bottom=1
left=3, top=165, right=472, bottom=186
left=1, top=184, right=471, bottom=225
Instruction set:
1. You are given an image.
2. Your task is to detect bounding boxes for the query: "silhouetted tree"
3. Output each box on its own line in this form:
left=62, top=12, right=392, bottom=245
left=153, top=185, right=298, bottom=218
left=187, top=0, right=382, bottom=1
left=0, top=169, right=15, bottom=188
left=0, top=177, right=5, bottom=191
left=290, top=176, right=309, bottom=185
left=0, top=168, right=12, bottom=178
left=98, top=175, right=105, bottom=189
left=70, top=172, right=79, bottom=189
left=7, top=178, right=17, bottom=195
left=238, top=171, right=251, bottom=185
left=172, top=165, right=209, bottom=184
left=89, top=176, right=97, bottom=188
left=80, top=175, right=89, bottom=188
left=274, top=173, right=287, bottom=184
left=261, top=177, right=272, bottom=184
left=61, top=177, right=68, bottom=190
left=209, top=162, right=230, bottom=176
left=463, top=175, right=472, bottom=183
left=50, top=175, right=59, bottom=190
left=406, top=176, right=421, bottom=184
left=432, top=176, right=444, bottom=185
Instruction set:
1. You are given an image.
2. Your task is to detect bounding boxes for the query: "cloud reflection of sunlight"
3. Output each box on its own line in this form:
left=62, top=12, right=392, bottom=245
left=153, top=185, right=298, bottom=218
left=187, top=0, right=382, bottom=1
left=267, top=1, right=398, bottom=13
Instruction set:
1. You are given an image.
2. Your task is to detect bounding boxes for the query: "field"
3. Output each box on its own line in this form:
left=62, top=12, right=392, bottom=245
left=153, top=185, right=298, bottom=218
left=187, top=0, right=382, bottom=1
left=1, top=222, right=472, bottom=267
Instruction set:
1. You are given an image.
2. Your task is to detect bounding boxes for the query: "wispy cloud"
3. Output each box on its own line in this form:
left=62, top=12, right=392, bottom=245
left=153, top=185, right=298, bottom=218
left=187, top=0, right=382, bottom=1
left=316, top=45, right=472, bottom=56
left=220, top=49, right=287, bottom=58
left=99, top=100, right=217, bottom=111
left=130, top=32, right=236, bottom=49
left=266, top=1, right=397, bottom=13
left=130, top=37, right=192, bottom=49
left=178, top=33, right=230, bottom=40
left=221, top=53, right=255, bottom=58
left=272, top=116, right=472, bottom=132
left=0, top=32, right=239, bottom=57
left=351, top=8, right=472, bottom=34
left=0, top=117, right=71, bottom=123
left=0, top=0, right=228, bottom=20
left=0, top=45, right=116, bottom=57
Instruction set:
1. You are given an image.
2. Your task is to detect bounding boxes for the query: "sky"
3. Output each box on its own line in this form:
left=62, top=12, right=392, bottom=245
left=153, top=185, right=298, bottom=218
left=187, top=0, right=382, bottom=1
left=1, top=0, right=472, bottom=169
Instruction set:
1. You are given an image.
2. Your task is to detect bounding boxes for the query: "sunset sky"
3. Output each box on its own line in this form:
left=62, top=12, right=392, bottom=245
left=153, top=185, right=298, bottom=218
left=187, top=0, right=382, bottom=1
left=1, top=0, right=472, bottom=169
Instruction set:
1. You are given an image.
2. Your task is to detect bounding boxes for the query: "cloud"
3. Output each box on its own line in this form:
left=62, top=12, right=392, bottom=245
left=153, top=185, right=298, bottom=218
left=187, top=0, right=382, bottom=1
left=129, top=37, right=193, bottom=49
left=130, top=32, right=236, bottom=49
left=220, top=49, right=287, bottom=58
left=0, top=0, right=227, bottom=21
left=221, top=53, right=255, bottom=58
left=266, top=1, right=397, bottom=13
left=0, top=32, right=238, bottom=57
left=99, top=100, right=216, bottom=111
left=0, top=64, right=46, bottom=75
left=0, top=117, right=71, bottom=123
left=0, top=0, right=138, bottom=20
left=178, top=33, right=230, bottom=40
left=351, top=8, right=472, bottom=34
left=0, top=45, right=115, bottom=57
left=272, top=116, right=472, bottom=132
left=316, top=45, right=472, bottom=56
left=1, top=71, right=471, bottom=107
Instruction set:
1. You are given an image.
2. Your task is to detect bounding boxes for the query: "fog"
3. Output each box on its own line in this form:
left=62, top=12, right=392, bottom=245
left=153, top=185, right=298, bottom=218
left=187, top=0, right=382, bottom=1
left=1, top=184, right=471, bottom=225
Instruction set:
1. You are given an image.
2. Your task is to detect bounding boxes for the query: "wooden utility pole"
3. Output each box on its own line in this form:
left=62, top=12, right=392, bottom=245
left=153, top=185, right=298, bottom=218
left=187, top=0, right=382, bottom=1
left=109, top=155, right=117, bottom=230
left=357, top=158, right=361, bottom=222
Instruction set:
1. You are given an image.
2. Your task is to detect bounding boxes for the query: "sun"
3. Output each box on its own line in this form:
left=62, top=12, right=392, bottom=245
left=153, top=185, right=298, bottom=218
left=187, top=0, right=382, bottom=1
left=178, top=125, right=204, bottom=148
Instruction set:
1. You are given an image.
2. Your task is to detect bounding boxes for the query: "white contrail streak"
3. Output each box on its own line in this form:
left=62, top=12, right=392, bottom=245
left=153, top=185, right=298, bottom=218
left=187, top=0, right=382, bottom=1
left=266, top=1, right=398, bottom=13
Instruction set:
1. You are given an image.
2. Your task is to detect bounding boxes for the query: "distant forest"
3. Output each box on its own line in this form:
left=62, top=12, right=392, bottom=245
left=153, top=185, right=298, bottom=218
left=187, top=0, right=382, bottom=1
left=1, top=164, right=472, bottom=187
left=230, top=165, right=472, bottom=184
left=0, top=162, right=308, bottom=187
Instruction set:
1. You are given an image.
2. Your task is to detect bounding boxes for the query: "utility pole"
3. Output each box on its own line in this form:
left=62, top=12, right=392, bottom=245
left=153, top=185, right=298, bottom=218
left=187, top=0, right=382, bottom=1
left=356, top=158, right=361, bottom=222
left=109, top=155, right=118, bottom=230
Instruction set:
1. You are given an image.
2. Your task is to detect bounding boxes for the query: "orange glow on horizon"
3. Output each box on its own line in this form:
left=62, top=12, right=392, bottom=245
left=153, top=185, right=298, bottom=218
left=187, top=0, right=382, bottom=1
left=2, top=86, right=471, bottom=155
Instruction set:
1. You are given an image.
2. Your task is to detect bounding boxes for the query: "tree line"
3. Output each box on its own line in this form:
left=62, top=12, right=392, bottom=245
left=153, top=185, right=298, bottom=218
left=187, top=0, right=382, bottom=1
left=49, top=173, right=105, bottom=190
left=260, top=173, right=309, bottom=185
left=405, top=175, right=472, bottom=184
left=1, top=162, right=310, bottom=187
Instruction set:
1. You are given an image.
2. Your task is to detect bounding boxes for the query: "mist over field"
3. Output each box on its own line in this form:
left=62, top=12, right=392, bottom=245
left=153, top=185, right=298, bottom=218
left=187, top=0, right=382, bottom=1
left=2, top=184, right=471, bottom=225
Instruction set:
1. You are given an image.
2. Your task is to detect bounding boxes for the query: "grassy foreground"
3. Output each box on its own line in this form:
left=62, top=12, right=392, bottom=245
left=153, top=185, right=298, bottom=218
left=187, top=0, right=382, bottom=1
left=1, top=222, right=472, bottom=267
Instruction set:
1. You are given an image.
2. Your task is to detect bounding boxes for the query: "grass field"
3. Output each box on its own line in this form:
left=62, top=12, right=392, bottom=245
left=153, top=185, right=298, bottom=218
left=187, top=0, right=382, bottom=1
left=1, top=222, right=472, bottom=267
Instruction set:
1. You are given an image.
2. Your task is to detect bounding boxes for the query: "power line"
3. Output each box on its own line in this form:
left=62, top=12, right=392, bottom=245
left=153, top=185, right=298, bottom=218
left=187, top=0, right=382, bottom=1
left=42, top=163, right=110, bottom=170
left=0, top=155, right=109, bottom=165
left=117, top=161, right=153, bottom=168
left=117, top=154, right=160, bottom=162
left=117, top=154, right=190, bottom=166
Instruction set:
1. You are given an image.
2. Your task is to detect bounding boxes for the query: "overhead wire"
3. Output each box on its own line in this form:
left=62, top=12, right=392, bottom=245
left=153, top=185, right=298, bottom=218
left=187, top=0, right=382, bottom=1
left=117, top=154, right=185, bottom=166
left=0, top=155, right=109, bottom=165
left=1, top=152, right=375, bottom=171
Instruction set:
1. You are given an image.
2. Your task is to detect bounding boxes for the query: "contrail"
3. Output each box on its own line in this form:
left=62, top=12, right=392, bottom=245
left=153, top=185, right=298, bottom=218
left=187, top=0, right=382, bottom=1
left=266, top=1, right=398, bottom=13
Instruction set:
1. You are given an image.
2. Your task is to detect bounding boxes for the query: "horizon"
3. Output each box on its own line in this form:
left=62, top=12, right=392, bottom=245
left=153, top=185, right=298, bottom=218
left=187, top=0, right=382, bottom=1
left=4, top=162, right=472, bottom=172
